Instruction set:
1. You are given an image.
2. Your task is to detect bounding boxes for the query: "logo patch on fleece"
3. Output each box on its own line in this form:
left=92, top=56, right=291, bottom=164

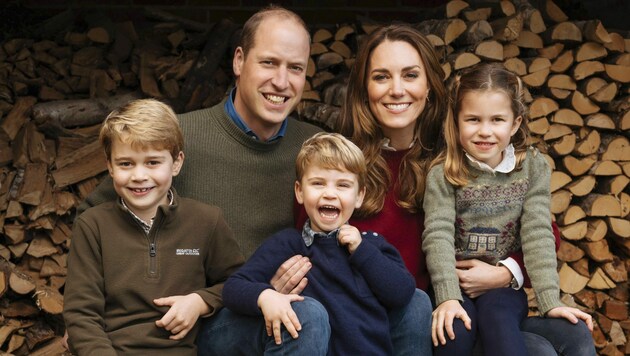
left=176, top=248, right=200, bottom=256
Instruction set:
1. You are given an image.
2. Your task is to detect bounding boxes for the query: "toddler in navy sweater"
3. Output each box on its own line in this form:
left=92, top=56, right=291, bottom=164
left=223, top=132, right=415, bottom=355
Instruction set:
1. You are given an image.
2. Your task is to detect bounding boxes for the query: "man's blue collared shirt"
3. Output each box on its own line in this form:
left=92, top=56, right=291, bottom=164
left=224, top=88, right=287, bottom=142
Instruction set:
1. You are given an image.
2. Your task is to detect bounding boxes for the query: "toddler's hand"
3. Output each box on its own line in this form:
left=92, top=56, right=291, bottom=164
left=258, top=289, right=305, bottom=345
left=337, top=224, right=362, bottom=254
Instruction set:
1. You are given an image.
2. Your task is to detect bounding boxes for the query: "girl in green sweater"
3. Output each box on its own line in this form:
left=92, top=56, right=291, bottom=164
left=422, top=63, right=594, bottom=356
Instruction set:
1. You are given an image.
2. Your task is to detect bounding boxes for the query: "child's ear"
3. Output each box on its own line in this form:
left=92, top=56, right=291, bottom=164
left=172, top=151, right=185, bottom=176
left=106, top=160, right=114, bottom=177
left=294, top=180, right=304, bottom=205
left=511, top=116, right=523, bottom=136
left=355, top=186, right=366, bottom=209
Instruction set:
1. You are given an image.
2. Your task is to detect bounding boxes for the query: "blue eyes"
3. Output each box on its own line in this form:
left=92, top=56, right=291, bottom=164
left=260, top=61, right=304, bottom=73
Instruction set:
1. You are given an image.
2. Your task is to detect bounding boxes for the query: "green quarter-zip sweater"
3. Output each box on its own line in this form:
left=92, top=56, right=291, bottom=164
left=64, top=190, right=244, bottom=355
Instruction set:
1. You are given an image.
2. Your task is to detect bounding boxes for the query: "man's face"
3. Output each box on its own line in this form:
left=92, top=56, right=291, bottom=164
left=232, top=17, right=310, bottom=141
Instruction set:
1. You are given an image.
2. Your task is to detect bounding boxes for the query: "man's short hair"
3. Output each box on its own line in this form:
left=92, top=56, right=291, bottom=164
left=240, top=5, right=310, bottom=57
left=295, top=132, right=367, bottom=189
left=99, top=99, right=184, bottom=161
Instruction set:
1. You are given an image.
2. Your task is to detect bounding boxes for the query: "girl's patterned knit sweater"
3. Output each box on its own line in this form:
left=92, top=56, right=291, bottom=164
left=422, top=147, right=562, bottom=314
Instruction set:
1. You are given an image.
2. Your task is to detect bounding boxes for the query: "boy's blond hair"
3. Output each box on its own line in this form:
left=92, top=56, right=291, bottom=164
left=295, top=132, right=367, bottom=189
left=99, top=99, right=184, bottom=160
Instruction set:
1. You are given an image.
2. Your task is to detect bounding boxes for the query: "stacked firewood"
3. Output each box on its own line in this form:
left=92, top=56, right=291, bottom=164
left=299, top=2, right=630, bottom=355
left=477, top=4, right=623, bottom=351
left=0, top=7, right=242, bottom=355
left=0, top=1, right=627, bottom=354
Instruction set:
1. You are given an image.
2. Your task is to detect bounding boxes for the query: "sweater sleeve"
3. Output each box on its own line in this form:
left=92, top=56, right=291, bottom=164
left=63, top=217, right=117, bottom=356
left=507, top=220, right=561, bottom=288
left=195, top=208, right=245, bottom=317
left=349, top=232, right=416, bottom=308
left=520, top=150, right=562, bottom=314
left=223, top=231, right=297, bottom=316
left=421, top=165, right=463, bottom=306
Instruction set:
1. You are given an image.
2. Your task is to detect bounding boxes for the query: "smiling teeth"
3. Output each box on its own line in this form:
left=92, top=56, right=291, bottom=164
left=319, top=205, right=339, bottom=217
left=132, top=188, right=150, bottom=192
left=385, top=103, right=409, bottom=110
left=265, top=94, right=285, bottom=104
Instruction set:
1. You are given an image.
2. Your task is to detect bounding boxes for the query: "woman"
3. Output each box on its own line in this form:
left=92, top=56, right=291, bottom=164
left=338, top=24, right=594, bottom=355
left=339, top=23, right=447, bottom=292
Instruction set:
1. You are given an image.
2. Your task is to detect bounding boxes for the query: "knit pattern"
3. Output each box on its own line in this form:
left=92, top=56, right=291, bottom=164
left=454, top=178, right=528, bottom=264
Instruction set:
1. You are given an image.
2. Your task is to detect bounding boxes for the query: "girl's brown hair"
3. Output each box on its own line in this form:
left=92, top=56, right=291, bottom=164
left=441, top=62, right=529, bottom=186
left=338, top=24, right=450, bottom=216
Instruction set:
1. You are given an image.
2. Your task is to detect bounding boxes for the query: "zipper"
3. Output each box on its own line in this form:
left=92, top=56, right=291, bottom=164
left=143, top=210, right=162, bottom=278
left=146, top=222, right=160, bottom=277
left=147, top=236, right=158, bottom=277
left=149, top=241, right=157, bottom=275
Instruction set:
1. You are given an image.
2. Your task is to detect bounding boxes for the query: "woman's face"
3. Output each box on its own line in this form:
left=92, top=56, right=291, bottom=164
left=367, top=40, right=430, bottom=148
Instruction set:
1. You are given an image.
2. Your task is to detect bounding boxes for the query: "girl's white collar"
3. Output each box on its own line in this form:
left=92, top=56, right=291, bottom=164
left=465, top=144, right=516, bottom=174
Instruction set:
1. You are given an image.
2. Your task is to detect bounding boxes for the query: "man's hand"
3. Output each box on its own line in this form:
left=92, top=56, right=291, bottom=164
left=154, top=293, right=208, bottom=340
left=270, top=255, right=311, bottom=294
left=258, top=289, right=304, bottom=345
left=431, top=299, right=471, bottom=347
left=456, top=259, right=512, bottom=298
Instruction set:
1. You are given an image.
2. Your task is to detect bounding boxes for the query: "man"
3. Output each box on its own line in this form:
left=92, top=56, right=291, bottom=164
left=78, top=6, right=432, bottom=355
left=80, top=6, right=319, bottom=264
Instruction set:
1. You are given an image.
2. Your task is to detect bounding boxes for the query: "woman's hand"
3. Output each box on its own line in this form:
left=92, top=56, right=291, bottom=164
left=456, top=259, right=512, bottom=298
left=547, top=306, right=593, bottom=331
left=431, top=299, right=471, bottom=346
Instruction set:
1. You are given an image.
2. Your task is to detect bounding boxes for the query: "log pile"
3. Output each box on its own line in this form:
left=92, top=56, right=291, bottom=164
left=0, top=7, right=239, bottom=354
left=0, top=1, right=627, bottom=354
left=298, top=2, right=630, bottom=354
